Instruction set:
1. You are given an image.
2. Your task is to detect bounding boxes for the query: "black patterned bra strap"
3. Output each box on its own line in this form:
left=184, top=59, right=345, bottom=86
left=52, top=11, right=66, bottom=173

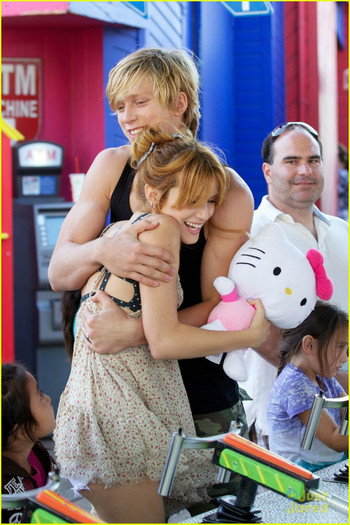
left=80, top=273, right=141, bottom=312
left=80, top=213, right=150, bottom=311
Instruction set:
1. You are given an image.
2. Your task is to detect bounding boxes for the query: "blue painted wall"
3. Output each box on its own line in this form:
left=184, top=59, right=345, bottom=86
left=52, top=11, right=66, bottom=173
left=143, top=1, right=185, bottom=48
left=197, top=1, right=286, bottom=207
left=102, top=1, right=187, bottom=150
left=103, top=26, right=143, bottom=149
left=198, top=2, right=236, bottom=155
left=101, top=1, right=286, bottom=207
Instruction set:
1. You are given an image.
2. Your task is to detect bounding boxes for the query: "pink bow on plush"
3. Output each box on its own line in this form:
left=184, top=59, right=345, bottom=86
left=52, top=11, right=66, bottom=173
left=306, top=249, right=334, bottom=300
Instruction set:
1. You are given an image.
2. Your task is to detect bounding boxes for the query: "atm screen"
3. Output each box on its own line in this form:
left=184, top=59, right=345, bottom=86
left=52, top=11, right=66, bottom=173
left=45, top=215, right=65, bottom=246
left=34, top=203, right=73, bottom=288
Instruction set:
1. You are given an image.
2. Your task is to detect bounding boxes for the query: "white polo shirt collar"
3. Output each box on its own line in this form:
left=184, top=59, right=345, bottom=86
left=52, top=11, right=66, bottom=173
left=258, top=195, right=331, bottom=226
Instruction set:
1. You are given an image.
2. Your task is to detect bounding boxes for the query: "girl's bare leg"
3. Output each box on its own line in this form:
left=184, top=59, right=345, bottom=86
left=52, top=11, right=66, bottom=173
left=80, top=480, right=165, bottom=523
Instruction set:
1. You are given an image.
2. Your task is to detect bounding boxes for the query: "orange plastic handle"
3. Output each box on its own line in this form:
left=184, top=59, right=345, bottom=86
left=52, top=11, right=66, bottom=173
left=36, top=490, right=101, bottom=523
left=223, top=433, right=314, bottom=480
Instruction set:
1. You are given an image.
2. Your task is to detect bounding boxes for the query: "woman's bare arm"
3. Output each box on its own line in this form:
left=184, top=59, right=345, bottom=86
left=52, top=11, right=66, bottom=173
left=140, top=215, right=271, bottom=360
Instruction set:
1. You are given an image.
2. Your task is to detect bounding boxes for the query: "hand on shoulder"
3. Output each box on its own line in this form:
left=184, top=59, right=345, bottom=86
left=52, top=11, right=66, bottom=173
left=138, top=213, right=181, bottom=247
left=99, top=213, right=176, bottom=287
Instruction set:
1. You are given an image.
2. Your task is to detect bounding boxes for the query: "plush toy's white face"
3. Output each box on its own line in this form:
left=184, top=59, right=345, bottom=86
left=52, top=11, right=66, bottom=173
left=229, top=223, right=317, bottom=328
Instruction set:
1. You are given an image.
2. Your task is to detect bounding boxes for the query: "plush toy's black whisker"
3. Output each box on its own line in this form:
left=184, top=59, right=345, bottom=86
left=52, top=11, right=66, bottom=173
left=240, top=254, right=261, bottom=260
left=236, top=262, right=256, bottom=268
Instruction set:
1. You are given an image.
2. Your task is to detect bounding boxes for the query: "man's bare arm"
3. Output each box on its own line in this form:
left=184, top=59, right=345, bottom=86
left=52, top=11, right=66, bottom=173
left=49, top=147, right=129, bottom=290
left=48, top=147, right=174, bottom=291
left=252, top=325, right=282, bottom=367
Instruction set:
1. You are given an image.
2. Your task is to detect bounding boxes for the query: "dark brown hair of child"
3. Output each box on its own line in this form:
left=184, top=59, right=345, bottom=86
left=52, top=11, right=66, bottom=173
left=2, top=362, right=37, bottom=449
left=278, top=302, right=348, bottom=377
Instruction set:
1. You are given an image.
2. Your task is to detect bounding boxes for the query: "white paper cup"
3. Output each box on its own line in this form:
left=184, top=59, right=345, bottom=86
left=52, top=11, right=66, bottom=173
left=69, top=173, right=85, bottom=202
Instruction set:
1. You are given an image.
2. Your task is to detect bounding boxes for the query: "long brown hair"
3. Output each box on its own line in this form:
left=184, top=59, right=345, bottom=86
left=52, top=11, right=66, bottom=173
left=61, top=290, right=81, bottom=360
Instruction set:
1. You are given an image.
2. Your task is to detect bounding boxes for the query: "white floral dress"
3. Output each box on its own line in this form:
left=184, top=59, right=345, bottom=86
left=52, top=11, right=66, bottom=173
left=54, top=274, right=217, bottom=515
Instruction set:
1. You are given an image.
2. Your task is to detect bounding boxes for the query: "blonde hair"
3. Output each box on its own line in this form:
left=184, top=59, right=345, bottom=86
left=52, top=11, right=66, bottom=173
left=106, top=48, right=200, bottom=136
left=131, top=129, right=229, bottom=212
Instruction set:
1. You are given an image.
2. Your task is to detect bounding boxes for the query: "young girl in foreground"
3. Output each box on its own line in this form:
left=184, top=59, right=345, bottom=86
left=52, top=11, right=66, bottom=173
left=267, top=302, right=348, bottom=472
left=2, top=363, right=57, bottom=523
left=54, top=129, right=270, bottom=523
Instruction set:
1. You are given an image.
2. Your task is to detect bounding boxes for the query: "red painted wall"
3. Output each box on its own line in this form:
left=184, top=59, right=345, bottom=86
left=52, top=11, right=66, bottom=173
left=284, top=2, right=319, bottom=129
left=284, top=2, right=348, bottom=149
left=2, top=24, right=105, bottom=200
left=337, top=3, right=349, bottom=148
left=1, top=134, right=15, bottom=361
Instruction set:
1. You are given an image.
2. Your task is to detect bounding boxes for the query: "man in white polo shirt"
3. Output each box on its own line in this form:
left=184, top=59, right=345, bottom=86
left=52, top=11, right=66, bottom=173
left=241, top=122, right=349, bottom=447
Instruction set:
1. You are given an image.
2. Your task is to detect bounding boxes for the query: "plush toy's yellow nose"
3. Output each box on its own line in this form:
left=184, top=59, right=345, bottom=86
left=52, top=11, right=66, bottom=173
left=285, top=287, right=292, bottom=295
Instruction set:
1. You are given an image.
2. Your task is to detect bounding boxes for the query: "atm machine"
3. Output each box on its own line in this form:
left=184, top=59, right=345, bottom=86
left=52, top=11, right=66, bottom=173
left=12, top=140, right=73, bottom=412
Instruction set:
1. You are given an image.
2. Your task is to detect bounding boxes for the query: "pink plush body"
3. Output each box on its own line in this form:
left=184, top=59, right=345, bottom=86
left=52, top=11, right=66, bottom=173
left=208, top=297, right=255, bottom=334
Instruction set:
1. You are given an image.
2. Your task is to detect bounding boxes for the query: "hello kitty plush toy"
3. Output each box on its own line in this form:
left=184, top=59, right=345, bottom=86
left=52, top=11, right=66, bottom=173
left=202, top=223, right=333, bottom=381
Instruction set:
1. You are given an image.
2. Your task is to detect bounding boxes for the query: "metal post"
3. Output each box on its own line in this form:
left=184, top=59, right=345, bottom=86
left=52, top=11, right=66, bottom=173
left=301, top=393, right=325, bottom=450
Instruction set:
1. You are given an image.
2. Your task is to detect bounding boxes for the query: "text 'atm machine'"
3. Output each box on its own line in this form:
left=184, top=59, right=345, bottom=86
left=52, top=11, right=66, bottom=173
left=13, top=140, right=73, bottom=412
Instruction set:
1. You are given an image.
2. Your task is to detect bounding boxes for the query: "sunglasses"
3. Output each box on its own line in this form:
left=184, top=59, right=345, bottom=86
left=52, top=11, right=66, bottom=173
left=271, top=122, right=319, bottom=140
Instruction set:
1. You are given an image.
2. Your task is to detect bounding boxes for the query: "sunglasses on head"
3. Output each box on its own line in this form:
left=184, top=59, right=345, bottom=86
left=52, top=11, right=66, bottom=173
left=271, top=122, right=319, bottom=140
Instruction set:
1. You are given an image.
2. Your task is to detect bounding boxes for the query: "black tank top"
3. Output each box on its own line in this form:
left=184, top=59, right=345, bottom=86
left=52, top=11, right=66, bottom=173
left=110, top=161, right=239, bottom=414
